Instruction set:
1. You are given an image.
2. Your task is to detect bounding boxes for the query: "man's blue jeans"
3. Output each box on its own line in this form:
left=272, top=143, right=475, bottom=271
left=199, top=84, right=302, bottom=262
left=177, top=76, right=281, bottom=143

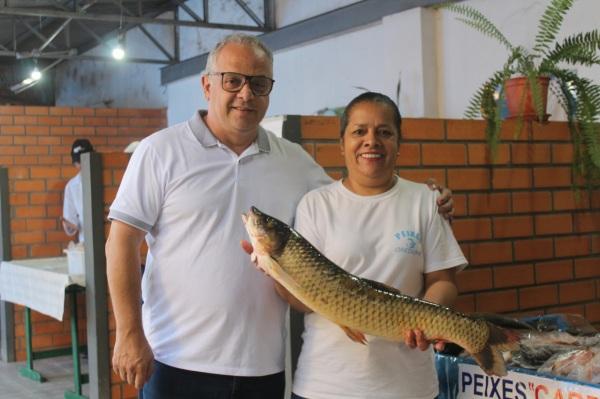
left=142, top=360, right=285, bottom=399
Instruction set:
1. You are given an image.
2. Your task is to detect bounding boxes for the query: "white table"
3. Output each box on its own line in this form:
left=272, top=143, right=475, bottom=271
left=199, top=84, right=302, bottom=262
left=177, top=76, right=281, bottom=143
left=0, top=257, right=85, bottom=320
left=0, top=257, right=87, bottom=398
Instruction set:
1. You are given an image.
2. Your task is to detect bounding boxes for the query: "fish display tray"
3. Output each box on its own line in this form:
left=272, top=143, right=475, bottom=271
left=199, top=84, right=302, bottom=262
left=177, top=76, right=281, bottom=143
left=435, top=353, right=600, bottom=399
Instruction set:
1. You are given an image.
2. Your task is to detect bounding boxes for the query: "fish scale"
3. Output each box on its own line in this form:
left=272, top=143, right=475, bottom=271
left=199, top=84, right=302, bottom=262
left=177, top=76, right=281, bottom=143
left=244, top=206, right=520, bottom=376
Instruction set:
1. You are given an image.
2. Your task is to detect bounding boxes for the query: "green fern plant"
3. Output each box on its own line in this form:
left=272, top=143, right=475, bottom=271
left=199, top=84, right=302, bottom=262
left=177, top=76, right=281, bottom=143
left=443, top=0, right=600, bottom=188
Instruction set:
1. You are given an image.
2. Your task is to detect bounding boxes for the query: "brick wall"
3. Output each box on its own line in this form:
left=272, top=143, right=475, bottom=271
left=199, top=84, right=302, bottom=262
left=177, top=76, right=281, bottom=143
left=300, top=116, right=600, bottom=329
left=0, top=105, right=165, bottom=362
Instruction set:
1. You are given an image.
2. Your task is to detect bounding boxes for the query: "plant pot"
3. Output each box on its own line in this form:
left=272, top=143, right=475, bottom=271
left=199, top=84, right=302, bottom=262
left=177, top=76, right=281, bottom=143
left=504, top=76, right=550, bottom=120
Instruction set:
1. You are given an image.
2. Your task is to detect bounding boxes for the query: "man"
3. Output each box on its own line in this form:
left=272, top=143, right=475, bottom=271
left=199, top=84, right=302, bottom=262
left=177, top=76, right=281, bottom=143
left=106, top=33, right=453, bottom=398
left=62, top=138, right=94, bottom=243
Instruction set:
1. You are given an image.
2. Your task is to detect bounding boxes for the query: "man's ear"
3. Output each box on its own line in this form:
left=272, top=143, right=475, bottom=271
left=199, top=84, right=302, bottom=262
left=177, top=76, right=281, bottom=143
left=201, top=74, right=211, bottom=100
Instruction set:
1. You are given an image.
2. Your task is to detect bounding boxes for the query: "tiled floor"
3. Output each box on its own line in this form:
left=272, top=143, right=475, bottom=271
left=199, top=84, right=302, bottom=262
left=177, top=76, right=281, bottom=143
left=0, top=355, right=89, bottom=399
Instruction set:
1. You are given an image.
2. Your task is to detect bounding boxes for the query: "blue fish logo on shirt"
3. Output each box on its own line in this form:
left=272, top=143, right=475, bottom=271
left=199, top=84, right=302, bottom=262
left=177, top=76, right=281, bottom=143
left=394, top=230, right=422, bottom=256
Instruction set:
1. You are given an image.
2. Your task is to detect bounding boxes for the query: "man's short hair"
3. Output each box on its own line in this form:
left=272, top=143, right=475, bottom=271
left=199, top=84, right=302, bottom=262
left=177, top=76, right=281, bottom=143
left=204, top=33, right=273, bottom=75
left=71, top=138, right=94, bottom=164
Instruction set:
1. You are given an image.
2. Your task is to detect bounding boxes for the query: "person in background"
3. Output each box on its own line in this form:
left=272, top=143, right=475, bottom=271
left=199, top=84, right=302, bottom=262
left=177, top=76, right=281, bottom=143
left=62, top=138, right=94, bottom=243
left=261, top=92, right=467, bottom=399
left=106, top=34, right=455, bottom=399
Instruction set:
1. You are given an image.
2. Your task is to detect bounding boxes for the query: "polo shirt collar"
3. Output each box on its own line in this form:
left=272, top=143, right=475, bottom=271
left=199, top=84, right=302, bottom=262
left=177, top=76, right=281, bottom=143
left=188, top=110, right=270, bottom=153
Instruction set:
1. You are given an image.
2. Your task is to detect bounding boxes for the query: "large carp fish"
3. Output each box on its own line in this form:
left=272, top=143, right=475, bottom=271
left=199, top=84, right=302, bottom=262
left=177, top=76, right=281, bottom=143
left=242, top=206, right=520, bottom=376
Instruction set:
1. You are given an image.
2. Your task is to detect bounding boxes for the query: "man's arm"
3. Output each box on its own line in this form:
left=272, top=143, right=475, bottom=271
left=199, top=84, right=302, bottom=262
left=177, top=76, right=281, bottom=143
left=106, top=220, right=154, bottom=390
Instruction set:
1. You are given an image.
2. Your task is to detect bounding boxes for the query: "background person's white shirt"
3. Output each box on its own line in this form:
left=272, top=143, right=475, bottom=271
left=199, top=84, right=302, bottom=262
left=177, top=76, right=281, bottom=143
left=63, top=173, right=84, bottom=243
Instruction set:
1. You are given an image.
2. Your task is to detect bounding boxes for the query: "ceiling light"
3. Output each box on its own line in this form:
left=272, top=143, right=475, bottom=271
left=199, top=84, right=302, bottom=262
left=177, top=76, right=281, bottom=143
left=30, top=67, right=42, bottom=81
left=22, top=78, right=33, bottom=85
left=112, top=45, right=125, bottom=60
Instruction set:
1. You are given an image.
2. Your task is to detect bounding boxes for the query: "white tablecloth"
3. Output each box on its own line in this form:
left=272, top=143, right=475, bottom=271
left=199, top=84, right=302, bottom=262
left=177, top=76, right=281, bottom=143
left=0, top=257, right=85, bottom=321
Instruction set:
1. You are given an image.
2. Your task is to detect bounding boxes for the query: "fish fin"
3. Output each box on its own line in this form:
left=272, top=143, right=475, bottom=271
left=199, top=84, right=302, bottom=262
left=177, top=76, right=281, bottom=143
left=257, top=254, right=306, bottom=297
left=471, top=323, right=521, bottom=376
left=339, top=325, right=367, bottom=345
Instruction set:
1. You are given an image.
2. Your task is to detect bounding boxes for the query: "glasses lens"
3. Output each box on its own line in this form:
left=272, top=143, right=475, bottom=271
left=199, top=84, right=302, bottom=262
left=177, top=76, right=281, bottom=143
left=222, top=73, right=244, bottom=92
left=249, top=77, right=272, bottom=96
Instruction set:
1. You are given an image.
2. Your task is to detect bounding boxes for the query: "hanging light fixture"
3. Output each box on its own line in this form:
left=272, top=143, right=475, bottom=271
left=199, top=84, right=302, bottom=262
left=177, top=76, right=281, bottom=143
left=112, top=0, right=126, bottom=60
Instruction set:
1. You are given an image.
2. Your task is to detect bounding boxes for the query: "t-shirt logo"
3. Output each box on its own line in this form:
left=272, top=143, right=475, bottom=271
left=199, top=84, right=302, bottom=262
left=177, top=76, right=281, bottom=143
left=394, top=230, right=422, bottom=256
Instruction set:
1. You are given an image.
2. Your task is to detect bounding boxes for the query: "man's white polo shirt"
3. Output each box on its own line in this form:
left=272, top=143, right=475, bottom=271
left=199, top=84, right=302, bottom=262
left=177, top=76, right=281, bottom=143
left=109, top=111, right=331, bottom=376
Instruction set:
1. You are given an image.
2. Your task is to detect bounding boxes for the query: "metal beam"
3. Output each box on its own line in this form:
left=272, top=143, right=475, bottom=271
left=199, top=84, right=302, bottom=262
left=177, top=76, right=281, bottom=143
left=162, top=0, right=448, bottom=84
left=0, top=167, right=15, bottom=363
left=1, top=50, right=172, bottom=64
left=21, top=19, right=59, bottom=49
left=0, top=6, right=268, bottom=30
left=171, top=0, right=201, bottom=22
left=234, top=0, right=263, bottom=28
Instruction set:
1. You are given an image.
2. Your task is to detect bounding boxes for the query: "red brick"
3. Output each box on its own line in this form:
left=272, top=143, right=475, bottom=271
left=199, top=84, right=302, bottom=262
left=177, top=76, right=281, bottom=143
left=470, top=241, right=513, bottom=265
left=559, top=280, right=595, bottom=304
left=72, top=107, right=94, bottom=116
left=13, top=231, right=46, bottom=244
left=421, top=143, right=467, bottom=166
left=26, top=125, right=50, bottom=136
left=15, top=206, right=46, bottom=218
left=573, top=212, right=600, bottom=233
left=547, top=304, right=585, bottom=315
left=49, top=107, right=72, bottom=116
left=586, top=302, right=600, bottom=323
left=0, top=115, right=13, bottom=124
left=552, top=143, right=573, bottom=164
left=448, top=168, right=490, bottom=190
left=514, top=238, right=554, bottom=261
left=574, top=257, right=600, bottom=278
left=1, top=125, right=25, bottom=134
left=14, top=180, right=45, bottom=192
left=84, top=117, right=108, bottom=126
left=14, top=155, right=39, bottom=165
left=533, top=167, right=572, bottom=188
left=553, top=190, right=590, bottom=210
left=454, top=294, right=475, bottom=313
left=494, top=264, right=534, bottom=288
left=14, top=115, right=37, bottom=125
left=95, top=108, right=119, bottom=117
left=402, top=118, right=445, bottom=140
left=467, top=143, right=510, bottom=165
left=396, top=143, right=420, bottom=166
left=519, top=285, right=558, bottom=309
left=0, top=105, right=24, bottom=114
left=452, top=217, right=492, bottom=241
left=2, top=146, right=24, bottom=155
left=476, top=289, right=519, bottom=313
left=492, top=168, right=532, bottom=189
left=26, top=218, right=57, bottom=230
left=555, top=235, right=590, bottom=257
left=446, top=119, right=485, bottom=140
left=511, top=143, right=551, bottom=164
left=8, top=167, right=29, bottom=179
left=25, top=106, right=49, bottom=115
left=499, top=119, right=529, bottom=141
left=399, top=169, right=446, bottom=186
left=512, top=191, right=552, bottom=213
left=29, top=167, right=61, bottom=179
left=62, top=116, right=84, bottom=125
left=535, top=213, right=573, bottom=235
left=13, top=136, right=37, bottom=145
left=456, top=268, right=493, bottom=292
left=535, top=260, right=573, bottom=283
left=315, top=144, right=343, bottom=167
left=532, top=121, right=570, bottom=141
left=493, top=216, right=533, bottom=238
left=50, top=126, right=73, bottom=135
left=468, top=193, right=511, bottom=215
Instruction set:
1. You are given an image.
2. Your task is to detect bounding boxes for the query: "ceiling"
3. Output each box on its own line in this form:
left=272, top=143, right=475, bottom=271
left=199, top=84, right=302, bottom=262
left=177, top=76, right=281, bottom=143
left=0, top=0, right=272, bottom=102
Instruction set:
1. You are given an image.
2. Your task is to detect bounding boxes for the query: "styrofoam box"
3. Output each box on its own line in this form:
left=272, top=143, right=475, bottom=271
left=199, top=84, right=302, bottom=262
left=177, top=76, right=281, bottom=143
left=63, top=248, right=85, bottom=275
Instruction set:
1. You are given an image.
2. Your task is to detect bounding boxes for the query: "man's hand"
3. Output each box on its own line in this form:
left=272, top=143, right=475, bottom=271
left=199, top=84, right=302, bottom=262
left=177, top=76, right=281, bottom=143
left=61, top=217, right=79, bottom=237
left=426, top=178, right=454, bottom=221
left=240, top=240, right=260, bottom=271
left=112, top=330, right=154, bottom=390
left=404, top=328, right=446, bottom=351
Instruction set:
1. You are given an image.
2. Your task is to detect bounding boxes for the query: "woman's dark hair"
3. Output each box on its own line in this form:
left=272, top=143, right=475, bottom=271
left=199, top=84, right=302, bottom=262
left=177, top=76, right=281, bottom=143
left=339, top=92, right=402, bottom=140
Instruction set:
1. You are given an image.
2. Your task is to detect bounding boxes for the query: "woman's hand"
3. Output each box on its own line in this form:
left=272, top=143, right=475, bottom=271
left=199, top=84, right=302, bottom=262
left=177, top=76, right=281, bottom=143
left=404, top=328, right=446, bottom=351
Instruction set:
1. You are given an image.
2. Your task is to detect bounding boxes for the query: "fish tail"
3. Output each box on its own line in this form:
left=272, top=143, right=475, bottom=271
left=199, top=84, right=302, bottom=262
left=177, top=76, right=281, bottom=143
left=470, top=323, right=521, bottom=376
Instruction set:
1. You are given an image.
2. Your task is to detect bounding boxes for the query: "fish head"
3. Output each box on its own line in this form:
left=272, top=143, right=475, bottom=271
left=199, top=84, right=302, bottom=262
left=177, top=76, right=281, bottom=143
left=242, top=206, right=291, bottom=257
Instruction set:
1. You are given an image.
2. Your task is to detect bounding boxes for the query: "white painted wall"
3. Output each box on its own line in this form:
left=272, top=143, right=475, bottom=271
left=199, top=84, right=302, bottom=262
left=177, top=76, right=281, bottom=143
left=54, top=0, right=600, bottom=124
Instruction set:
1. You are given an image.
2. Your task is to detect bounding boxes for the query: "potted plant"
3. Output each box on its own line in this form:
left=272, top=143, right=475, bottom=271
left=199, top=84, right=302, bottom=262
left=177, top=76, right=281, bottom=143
left=443, top=0, right=600, bottom=187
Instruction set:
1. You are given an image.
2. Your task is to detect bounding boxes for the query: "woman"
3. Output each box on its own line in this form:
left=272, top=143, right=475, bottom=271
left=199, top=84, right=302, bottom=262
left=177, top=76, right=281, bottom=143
left=288, top=92, right=467, bottom=399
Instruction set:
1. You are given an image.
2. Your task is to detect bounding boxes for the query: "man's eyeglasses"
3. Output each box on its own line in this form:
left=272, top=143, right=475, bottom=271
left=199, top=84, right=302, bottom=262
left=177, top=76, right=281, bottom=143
left=210, top=72, right=275, bottom=96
